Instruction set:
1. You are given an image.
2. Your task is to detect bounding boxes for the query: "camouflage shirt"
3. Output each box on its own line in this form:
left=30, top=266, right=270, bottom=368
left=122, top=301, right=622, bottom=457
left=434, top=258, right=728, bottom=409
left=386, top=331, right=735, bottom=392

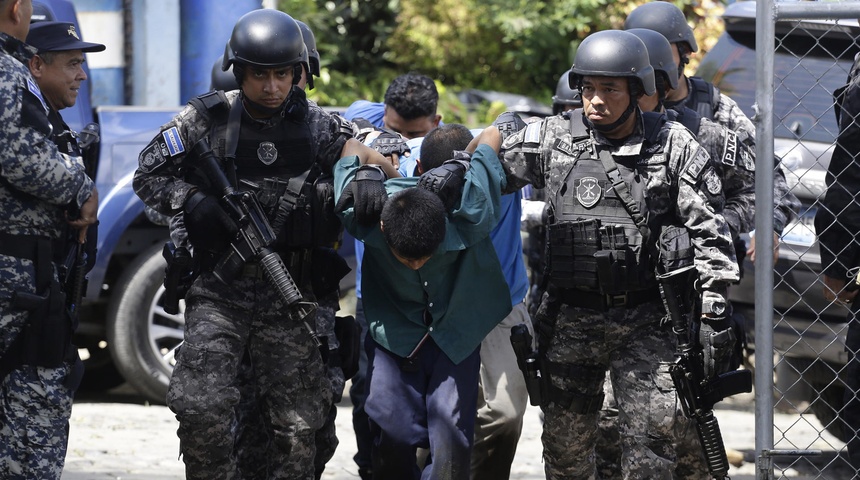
left=0, top=32, right=94, bottom=239
left=133, top=91, right=352, bottom=216
left=679, top=77, right=800, bottom=234
left=499, top=112, right=739, bottom=309
left=694, top=115, right=756, bottom=238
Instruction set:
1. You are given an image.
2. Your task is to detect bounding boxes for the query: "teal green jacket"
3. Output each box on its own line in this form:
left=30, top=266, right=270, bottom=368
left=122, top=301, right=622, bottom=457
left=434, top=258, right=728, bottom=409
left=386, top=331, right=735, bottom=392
left=334, top=144, right=512, bottom=364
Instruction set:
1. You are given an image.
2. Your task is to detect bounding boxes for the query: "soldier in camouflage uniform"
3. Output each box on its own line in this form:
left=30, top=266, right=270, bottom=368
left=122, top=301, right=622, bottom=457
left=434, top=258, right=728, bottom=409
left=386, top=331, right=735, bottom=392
left=497, top=30, right=739, bottom=479
left=222, top=19, right=353, bottom=480
left=0, top=1, right=99, bottom=478
left=133, top=10, right=389, bottom=480
left=592, top=27, right=758, bottom=480
left=624, top=0, right=799, bottom=261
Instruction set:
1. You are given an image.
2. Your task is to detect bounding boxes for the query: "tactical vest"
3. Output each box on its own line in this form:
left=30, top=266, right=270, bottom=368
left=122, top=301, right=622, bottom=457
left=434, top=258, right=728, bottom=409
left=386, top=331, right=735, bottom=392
left=546, top=111, right=668, bottom=294
left=685, top=76, right=720, bottom=121
left=188, top=91, right=341, bottom=248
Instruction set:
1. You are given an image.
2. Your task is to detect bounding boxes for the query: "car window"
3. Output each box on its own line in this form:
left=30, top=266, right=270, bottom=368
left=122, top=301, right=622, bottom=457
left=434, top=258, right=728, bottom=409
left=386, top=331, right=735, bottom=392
left=697, top=28, right=856, bottom=145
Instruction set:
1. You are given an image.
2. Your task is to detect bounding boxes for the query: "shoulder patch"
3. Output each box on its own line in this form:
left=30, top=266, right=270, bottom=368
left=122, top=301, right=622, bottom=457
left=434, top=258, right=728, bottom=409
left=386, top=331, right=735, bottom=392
left=682, top=146, right=709, bottom=183
left=21, top=79, right=52, bottom=136
left=703, top=168, right=722, bottom=195
left=721, top=131, right=738, bottom=167
left=553, top=137, right=575, bottom=156
left=138, top=139, right=168, bottom=173
left=26, top=78, right=48, bottom=112
left=162, top=127, right=186, bottom=157
left=524, top=121, right=542, bottom=146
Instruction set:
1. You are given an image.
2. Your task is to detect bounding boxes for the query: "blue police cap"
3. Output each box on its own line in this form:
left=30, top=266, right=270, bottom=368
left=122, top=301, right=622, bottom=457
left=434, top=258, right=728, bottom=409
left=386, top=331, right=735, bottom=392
left=26, top=21, right=106, bottom=53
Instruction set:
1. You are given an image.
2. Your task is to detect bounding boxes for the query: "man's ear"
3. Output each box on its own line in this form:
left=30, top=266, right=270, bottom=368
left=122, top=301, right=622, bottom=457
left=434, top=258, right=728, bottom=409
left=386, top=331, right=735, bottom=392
left=432, top=114, right=441, bottom=127
left=379, top=219, right=385, bottom=233
left=28, top=56, right=44, bottom=79
left=415, top=159, right=423, bottom=175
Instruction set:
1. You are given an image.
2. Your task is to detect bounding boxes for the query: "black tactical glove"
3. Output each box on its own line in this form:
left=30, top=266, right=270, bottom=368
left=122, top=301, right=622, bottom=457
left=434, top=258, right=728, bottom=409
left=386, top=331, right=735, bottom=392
left=371, top=129, right=411, bottom=158
left=417, top=151, right=471, bottom=211
left=699, top=315, right=737, bottom=379
left=351, top=117, right=378, bottom=143
left=492, top=111, right=527, bottom=144
left=334, top=165, right=388, bottom=225
left=183, top=190, right=239, bottom=252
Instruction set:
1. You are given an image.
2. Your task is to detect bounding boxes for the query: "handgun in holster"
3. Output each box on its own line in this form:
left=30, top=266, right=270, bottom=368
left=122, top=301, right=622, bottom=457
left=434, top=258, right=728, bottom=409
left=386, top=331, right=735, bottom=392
left=510, top=323, right=545, bottom=406
left=162, top=242, right=193, bottom=315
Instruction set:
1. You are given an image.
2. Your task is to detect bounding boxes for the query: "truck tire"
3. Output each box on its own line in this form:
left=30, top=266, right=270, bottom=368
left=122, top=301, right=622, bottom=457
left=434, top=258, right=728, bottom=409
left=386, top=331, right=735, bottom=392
left=107, top=244, right=184, bottom=404
left=808, top=382, right=851, bottom=443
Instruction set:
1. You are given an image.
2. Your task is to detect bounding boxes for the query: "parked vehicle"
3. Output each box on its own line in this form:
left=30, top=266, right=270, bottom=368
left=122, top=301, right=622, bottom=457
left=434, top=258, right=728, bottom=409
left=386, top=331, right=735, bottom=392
left=697, top=0, right=859, bottom=441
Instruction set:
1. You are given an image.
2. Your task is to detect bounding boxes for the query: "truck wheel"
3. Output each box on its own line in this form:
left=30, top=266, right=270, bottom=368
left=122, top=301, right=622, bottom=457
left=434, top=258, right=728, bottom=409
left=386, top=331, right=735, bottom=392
left=809, top=382, right=850, bottom=443
left=107, top=244, right=184, bottom=404
left=78, top=347, right=125, bottom=391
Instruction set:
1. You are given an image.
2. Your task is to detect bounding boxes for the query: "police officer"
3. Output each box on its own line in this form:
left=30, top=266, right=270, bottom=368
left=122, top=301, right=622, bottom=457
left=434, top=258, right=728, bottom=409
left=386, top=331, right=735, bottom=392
left=589, top=27, right=760, bottom=479
left=497, top=30, right=739, bottom=478
left=816, top=49, right=860, bottom=474
left=0, top=2, right=99, bottom=478
left=624, top=1, right=799, bottom=264
left=25, top=21, right=105, bottom=273
left=218, top=18, right=352, bottom=480
left=133, top=10, right=389, bottom=479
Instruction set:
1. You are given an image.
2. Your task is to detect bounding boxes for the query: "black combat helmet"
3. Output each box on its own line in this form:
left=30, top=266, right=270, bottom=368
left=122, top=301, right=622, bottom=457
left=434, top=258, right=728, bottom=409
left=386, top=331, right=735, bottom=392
left=569, top=29, right=656, bottom=97
left=624, top=1, right=698, bottom=53
left=210, top=57, right=239, bottom=91
left=222, top=9, right=309, bottom=84
left=296, top=20, right=320, bottom=77
left=552, top=70, right=582, bottom=115
left=625, top=28, right=679, bottom=90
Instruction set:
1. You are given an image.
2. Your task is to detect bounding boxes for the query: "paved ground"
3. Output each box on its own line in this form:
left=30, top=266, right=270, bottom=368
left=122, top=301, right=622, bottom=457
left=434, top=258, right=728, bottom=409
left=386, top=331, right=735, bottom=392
left=61, top=386, right=853, bottom=480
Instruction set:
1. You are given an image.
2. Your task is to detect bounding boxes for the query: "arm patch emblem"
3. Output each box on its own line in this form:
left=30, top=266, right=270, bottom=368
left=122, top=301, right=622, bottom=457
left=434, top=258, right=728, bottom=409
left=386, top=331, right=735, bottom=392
left=162, top=127, right=185, bottom=157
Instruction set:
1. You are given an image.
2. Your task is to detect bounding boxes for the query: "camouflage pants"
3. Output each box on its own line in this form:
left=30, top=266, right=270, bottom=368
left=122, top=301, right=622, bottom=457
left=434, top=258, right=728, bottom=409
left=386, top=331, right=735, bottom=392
left=0, top=363, right=72, bottom=480
left=538, top=297, right=678, bottom=480
left=0, top=263, right=73, bottom=480
left=234, top=290, right=344, bottom=480
left=594, top=377, right=707, bottom=480
left=167, top=272, right=331, bottom=480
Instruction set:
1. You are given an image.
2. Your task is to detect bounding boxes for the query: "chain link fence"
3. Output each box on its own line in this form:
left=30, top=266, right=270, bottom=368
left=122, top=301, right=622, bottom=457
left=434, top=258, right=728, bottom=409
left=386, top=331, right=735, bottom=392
left=713, top=1, right=860, bottom=478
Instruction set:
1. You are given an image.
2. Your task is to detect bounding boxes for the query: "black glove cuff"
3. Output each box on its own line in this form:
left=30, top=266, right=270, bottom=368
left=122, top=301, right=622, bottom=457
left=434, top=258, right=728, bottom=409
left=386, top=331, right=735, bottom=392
left=183, top=190, right=207, bottom=213
left=355, top=164, right=387, bottom=182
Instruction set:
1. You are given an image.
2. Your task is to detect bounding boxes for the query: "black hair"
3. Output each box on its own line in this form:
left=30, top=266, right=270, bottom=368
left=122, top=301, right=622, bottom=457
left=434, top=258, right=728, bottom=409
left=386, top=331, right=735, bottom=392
left=381, top=188, right=446, bottom=260
left=420, top=124, right=473, bottom=170
left=383, top=73, right=439, bottom=120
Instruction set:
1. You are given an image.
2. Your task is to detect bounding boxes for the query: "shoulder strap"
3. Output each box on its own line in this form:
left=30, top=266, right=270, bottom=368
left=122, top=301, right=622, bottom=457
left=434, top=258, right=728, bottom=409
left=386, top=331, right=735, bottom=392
left=596, top=149, right=650, bottom=247
left=188, top=90, right=230, bottom=119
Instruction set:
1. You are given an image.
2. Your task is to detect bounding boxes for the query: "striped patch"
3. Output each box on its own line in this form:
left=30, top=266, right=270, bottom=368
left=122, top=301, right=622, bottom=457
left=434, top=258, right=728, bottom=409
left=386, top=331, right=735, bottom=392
left=26, top=78, right=48, bottom=112
left=162, top=127, right=185, bottom=157
left=524, top=121, right=542, bottom=145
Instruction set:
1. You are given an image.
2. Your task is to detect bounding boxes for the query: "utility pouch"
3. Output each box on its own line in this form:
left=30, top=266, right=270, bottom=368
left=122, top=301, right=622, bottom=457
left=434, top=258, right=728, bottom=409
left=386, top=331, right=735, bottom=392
left=548, top=219, right=601, bottom=289
left=15, top=277, right=70, bottom=368
left=311, top=248, right=351, bottom=298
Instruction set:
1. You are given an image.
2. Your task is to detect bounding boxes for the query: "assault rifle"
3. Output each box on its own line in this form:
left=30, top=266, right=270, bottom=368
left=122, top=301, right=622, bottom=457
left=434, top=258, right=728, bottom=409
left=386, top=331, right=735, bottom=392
left=659, top=265, right=752, bottom=480
left=186, top=139, right=320, bottom=346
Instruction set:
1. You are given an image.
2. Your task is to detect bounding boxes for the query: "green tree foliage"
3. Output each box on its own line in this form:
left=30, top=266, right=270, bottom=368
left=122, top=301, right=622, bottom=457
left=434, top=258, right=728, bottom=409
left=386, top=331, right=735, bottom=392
left=280, top=0, right=725, bottom=126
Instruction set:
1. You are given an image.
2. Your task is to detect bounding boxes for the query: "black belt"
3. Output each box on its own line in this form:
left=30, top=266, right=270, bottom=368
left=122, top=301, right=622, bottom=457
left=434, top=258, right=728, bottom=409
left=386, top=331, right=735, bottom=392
left=556, top=287, right=661, bottom=311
